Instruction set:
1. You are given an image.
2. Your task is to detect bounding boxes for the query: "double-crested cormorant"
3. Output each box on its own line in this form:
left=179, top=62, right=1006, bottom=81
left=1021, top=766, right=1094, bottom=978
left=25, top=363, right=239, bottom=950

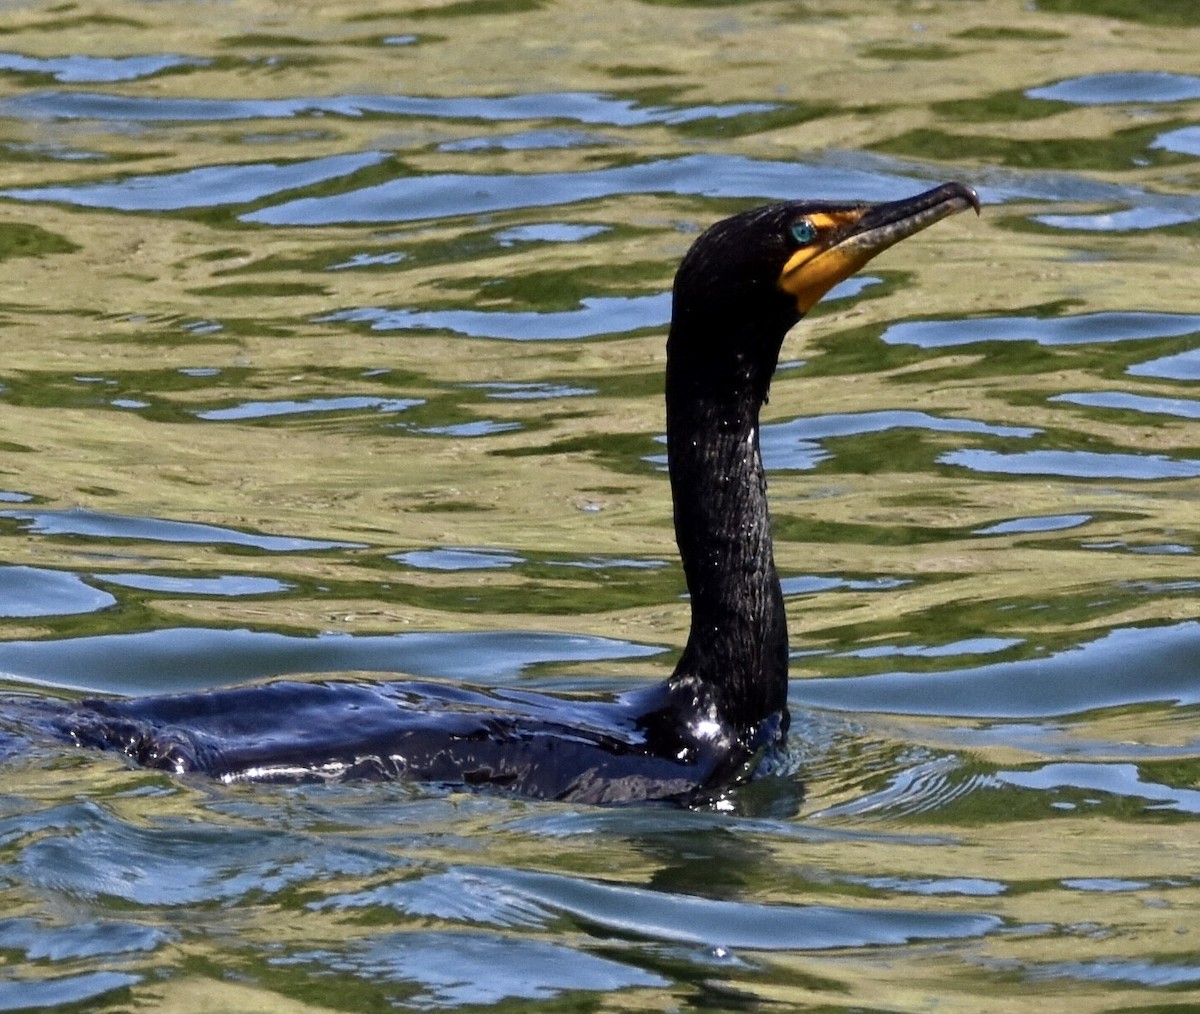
left=51, top=182, right=979, bottom=804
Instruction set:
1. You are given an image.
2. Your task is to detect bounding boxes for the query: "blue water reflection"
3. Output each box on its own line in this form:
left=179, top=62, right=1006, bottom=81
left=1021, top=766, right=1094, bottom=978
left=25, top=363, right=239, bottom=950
left=782, top=575, right=910, bottom=596
left=771, top=410, right=1035, bottom=442
left=940, top=449, right=1200, bottom=480
left=793, top=621, right=1200, bottom=719
left=441, top=130, right=608, bottom=151
left=1035, top=202, right=1200, bottom=231
left=1153, top=126, right=1200, bottom=157
left=0, top=627, right=660, bottom=694
left=399, top=419, right=521, bottom=437
left=761, top=411, right=1037, bottom=471
left=195, top=395, right=422, bottom=422
left=320, top=866, right=1001, bottom=950
left=16, top=801, right=390, bottom=905
left=0, top=566, right=115, bottom=618
left=1085, top=541, right=1192, bottom=556
left=493, top=222, right=610, bottom=245
left=0, top=52, right=207, bottom=83
left=274, top=931, right=666, bottom=1006
left=1061, top=879, right=1149, bottom=893
left=883, top=312, right=1200, bottom=348
left=0, top=89, right=775, bottom=125
left=973, top=514, right=1091, bottom=536
left=328, top=250, right=407, bottom=270
left=0, top=971, right=141, bottom=1010
left=393, top=548, right=524, bottom=571
left=1052, top=391, right=1200, bottom=419
left=1128, top=348, right=1200, bottom=381
left=997, top=762, right=1200, bottom=815
left=0, top=508, right=363, bottom=552
left=468, top=381, right=596, bottom=399
left=98, top=574, right=292, bottom=596
left=845, top=875, right=1006, bottom=897
left=1034, top=959, right=1200, bottom=988
left=839, top=637, right=1024, bottom=659
left=246, top=155, right=943, bottom=226
left=321, top=294, right=670, bottom=340
left=1028, top=72, right=1200, bottom=105
left=0, top=917, right=170, bottom=961
left=1, top=152, right=386, bottom=211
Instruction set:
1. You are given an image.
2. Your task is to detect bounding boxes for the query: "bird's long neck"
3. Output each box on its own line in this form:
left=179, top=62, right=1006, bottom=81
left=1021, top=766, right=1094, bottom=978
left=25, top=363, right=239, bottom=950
left=664, top=342, right=789, bottom=734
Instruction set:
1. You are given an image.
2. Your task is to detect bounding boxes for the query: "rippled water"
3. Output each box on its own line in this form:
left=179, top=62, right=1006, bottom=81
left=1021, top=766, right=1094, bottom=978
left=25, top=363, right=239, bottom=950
left=1, top=1, right=1199, bottom=1009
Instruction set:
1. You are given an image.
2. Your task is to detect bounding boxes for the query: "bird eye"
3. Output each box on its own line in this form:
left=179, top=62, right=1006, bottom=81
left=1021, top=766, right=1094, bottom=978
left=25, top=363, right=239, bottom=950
left=789, top=219, right=817, bottom=245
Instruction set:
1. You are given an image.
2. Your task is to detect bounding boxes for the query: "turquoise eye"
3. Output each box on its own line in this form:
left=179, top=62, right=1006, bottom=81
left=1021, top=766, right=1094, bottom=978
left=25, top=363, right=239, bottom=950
left=790, top=219, right=817, bottom=245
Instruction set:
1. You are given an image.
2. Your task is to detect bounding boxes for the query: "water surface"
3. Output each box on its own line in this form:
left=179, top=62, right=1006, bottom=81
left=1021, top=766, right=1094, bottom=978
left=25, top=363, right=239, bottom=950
left=1, top=1, right=1199, bottom=1010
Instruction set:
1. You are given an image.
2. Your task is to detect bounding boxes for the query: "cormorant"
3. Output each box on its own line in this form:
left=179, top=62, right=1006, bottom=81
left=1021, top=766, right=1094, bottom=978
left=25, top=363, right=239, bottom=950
left=51, top=181, right=979, bottom=804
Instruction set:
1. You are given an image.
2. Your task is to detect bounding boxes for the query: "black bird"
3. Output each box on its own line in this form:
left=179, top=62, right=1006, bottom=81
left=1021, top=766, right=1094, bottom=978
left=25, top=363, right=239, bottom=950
left=53, top=182, right=979, bottom=804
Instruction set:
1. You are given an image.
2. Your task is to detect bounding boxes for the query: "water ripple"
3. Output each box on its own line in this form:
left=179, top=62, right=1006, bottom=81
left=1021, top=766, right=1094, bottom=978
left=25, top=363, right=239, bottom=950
left=1051, top=390, right=1200, bottom=419
left=0, top=917, right=171, bottom=961
left=17, top=802, right=388, bottom=905
left=493, top=222, right=610, bottom=245
left=1028, top=72, right=1200, bottom=105
left=840, top=637, right=1024, bottom=660
left=0, top=566, right=115, bottom=618
left=431, top=867, right=1001, bottom=950
left=0, top=627, right=660, bottom=694
left=846, top=875, right=1007, bottom=898
left=1035, top=200, right=1200, bottom=231
left=940, top=448, right=1200, bottom=480
left=809, top=757, right=987, bottom=821
left=392, top=547, right=523, bottom=571
left=782, top=575, right=910, bottom=596
left=760, top=411, right=1037, bottom=471
left=321, top=293, right=670, bottom=340
left=0, top=507, right=363, bottom=552
left=1129, top=348, right=1200, bottom=381
left=883, top=311, right=1200, bottom=348
left=997, top=762, right=1200, bottom=815
left=97, top=573, right=292, bottom=597
left=398, top=418, right=521, bottom=437
left=794, top=621, right=1200, bottom=719
left=790, top=410, right=1035, bottom=440
left=0, top=51, right=207, bottom=83
left=973, top=514, right=1091, bottom=536
left=0, top=89, right=776, bottom=126
left=1032, top=958, right=1200, bottom=988
left=441, top=129, right=610, bottom=152
left=246, top=154, right=941, bottom=226
left=1153, top=126, right=1200, bottom=157
left=195, top=395, right=422, bottom=422
left=0, top=151, right=386, bottom=211
left=274, top=930, right=666, bottom=1007
left=0, top=971, right=141, bottom=1010
left=468, top=381, right=596, bottom=399
left=316, top=868, right=550, bottom=928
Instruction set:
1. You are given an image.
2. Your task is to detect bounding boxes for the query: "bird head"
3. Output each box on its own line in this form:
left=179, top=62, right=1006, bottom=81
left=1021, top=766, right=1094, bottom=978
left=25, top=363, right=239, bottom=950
left=668, top=181, right=979, bottom=398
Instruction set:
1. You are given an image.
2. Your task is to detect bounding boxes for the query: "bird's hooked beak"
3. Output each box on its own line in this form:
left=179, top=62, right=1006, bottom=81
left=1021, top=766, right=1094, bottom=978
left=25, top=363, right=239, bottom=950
left=778, top=181, right=980, bottom=314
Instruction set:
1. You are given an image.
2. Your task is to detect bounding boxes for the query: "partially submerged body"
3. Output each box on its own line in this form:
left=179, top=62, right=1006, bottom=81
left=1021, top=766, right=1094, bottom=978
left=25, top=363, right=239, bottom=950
left=16, top=678, right=782, bottom=804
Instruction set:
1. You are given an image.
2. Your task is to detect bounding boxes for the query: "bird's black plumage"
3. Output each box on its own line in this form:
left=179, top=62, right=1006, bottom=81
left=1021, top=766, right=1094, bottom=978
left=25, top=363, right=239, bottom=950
left=25, top=182, right=978, bottom=804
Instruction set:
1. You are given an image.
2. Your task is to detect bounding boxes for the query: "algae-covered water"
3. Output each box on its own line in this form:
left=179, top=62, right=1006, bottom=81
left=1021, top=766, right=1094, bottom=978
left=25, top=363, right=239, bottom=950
left=1, top=0, right=1199, bottom=1009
